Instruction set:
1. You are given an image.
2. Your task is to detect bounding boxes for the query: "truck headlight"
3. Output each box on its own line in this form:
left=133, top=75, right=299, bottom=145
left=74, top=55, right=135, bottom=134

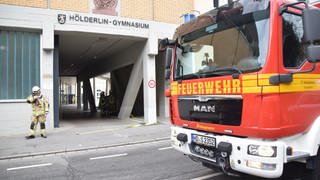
left=246, top=160, right=277, bottom=171
left=248, top=145, right=277, bottom=157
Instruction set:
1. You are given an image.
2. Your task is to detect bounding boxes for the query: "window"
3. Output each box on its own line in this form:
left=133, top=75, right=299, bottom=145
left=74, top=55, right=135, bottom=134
left=174, top=6, right=270, bottom=80
left=0, top=30, right=40, bottom=100
left=282, top=13, right=306, bottom=68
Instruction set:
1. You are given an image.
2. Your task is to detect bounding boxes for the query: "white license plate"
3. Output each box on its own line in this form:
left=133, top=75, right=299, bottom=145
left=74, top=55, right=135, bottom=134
left=191, top=134, right=216, bottom=147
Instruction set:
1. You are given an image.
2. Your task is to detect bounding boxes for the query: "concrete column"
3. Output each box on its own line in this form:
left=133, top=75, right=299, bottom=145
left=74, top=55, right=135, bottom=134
left=83, top=87, right=88, bottom=111
left=156, top=53, right=169, bottom=118
left=52, top=35, right=61, bottom=127
left=83, top=79, right=97, bottom=112
left=118, top=51, right=144, bottom=119
left=42, top=50, right=54, bottom=129
left=143, top=34, right=158, bottom=124
left=105, top=78, right=109, bottom=94
left=143, top=54, right=157, bottom=124
left=111, top=72, right=122, bottom=110
left=42, top=24, right=55, bottom=128
left=92, top=78, right=96, bottom=106
left=118, top=37, right=158, bottom=123
left=76, top=79, right=81, bottom=110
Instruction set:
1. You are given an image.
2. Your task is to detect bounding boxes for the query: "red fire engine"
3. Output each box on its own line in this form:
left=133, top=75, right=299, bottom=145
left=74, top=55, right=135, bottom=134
left=160, top=0, right=320, bottom=179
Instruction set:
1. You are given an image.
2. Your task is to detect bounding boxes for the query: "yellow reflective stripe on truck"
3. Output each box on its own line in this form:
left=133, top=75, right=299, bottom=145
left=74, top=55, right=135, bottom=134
left=170, top=74, right=320, bottom=95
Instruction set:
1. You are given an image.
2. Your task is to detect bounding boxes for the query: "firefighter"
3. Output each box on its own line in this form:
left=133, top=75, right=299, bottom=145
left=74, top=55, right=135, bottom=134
left=107, top=90, right=115, bottom=106
left=98, top=91, right=107, bottom=116
left=98, top=91, right=106, bottom=109
left=25, top=86, right=49, bottom=139
left=106, top=90, right=117, bottom=115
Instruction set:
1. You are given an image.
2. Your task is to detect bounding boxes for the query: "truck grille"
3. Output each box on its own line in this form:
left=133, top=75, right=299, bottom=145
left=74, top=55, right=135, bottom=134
left=178, top=95, right=242, bottom=126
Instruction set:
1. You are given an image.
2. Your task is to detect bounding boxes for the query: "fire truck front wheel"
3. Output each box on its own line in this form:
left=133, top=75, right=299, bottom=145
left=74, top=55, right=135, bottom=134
left=303, top=149, right=320, bottom=180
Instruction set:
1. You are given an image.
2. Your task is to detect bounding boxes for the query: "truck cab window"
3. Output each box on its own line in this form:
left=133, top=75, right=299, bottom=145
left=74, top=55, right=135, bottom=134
left=282, top=13, right=306, bottom=68
left=174, top=7, right=270, bottom=80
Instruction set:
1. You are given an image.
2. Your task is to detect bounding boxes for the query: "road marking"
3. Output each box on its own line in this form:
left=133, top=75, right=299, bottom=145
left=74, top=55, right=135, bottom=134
left=158, top=146, right=173, bottom=151
left=190, top=172, right=223, bottom=180
left=89, top=153, right=128, bottom=160
left=7, top=163, right=53, bottom=171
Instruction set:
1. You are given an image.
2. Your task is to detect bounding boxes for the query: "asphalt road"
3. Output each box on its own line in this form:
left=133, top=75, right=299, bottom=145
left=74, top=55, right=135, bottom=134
left=0, top=140, right=302, bottom=180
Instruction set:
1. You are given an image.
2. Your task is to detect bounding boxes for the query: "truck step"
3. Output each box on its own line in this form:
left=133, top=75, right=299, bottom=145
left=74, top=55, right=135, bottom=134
left=287, top=151, right=310, bottom=162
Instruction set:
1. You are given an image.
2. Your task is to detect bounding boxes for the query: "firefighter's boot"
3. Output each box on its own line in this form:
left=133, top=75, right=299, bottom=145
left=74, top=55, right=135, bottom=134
left=25, top=122, right=36, bottom=140
left=25, top=135, right=35, bottom=139
left=40, top=122, right=47, bottom=138
left=40, top=134, right=47, bottom=138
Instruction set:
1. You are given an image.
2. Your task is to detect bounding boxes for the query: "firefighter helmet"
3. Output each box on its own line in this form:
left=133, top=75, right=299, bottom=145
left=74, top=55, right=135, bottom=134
left=32, top=86, right=40, bottom=93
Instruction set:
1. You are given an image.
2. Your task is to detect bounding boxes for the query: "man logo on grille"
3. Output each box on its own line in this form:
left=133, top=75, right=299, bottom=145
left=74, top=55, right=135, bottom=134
left=193, top=105, right=215, bottom=112
left=58, top=14, right=66, bottom=24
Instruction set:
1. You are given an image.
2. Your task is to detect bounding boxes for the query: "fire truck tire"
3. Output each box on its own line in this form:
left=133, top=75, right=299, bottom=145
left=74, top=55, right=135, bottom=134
left=281, top=162, right=304, bottom=179
left=310, top=149, right=320, bottom=180
left=303, top=148, right=320, bottom=180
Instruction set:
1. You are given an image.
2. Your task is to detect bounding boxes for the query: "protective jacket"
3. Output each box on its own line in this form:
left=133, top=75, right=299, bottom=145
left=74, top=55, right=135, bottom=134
left=27, top=95, right=49, bottom=117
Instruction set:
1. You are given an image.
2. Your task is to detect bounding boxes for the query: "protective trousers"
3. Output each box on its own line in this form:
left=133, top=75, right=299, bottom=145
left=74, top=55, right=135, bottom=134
left=29, top=115, right=46, bottom=136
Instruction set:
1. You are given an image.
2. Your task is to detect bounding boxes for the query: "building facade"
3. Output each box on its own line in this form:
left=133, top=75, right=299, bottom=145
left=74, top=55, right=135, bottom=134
left=0, top=0, right=214, bottom=136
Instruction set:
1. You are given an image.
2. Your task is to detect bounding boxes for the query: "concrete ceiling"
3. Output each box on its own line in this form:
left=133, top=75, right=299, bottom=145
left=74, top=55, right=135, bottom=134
left=57, top=31, right=145, bottom=77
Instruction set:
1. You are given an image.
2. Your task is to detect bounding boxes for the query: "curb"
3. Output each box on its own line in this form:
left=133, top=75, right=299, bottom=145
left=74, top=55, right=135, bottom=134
left=0, top=137, right=171, bottom=160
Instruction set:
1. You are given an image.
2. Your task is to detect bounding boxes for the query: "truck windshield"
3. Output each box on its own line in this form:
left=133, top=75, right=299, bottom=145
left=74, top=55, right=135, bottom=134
left=175, top=0, right=270, bottom=80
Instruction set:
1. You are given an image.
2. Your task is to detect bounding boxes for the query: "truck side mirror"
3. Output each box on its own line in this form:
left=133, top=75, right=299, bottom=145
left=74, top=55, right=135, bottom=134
left=165, top=69, right=171, bottom=80
left=159, top=38, right=169, bottom=52
left=165, top=48, right=173, bottom=69
left=165, top=89, right=171, bottom=97
left=158, top=38, right=176, bottom=52
left=165, top=48, right=173, bottom=80
left=213, top=0, right=219, bottom=8
left=303, top=7, right=320, bottom=63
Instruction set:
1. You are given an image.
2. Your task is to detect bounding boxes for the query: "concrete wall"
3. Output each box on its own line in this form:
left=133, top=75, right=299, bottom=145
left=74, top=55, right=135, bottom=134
left=50, top=0, right=89, bottom=13
left=0, top=0, right=48, bottom=8
left=153, top=0, right=193, bottom=24
left=0, top=102, right=54, bottom=136
left=121, top=0, right=194, bottom=24
left=0, top=0, right=89, bottom=12
left=0, top=103, right=32, bottom=136
left=120, top=0, right=153, bottom=21
left=0, top=0, right=194, bottom=24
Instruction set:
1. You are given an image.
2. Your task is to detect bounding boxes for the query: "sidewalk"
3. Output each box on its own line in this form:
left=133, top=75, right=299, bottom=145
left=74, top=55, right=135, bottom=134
left=0, top=116, right=171, bottom=160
